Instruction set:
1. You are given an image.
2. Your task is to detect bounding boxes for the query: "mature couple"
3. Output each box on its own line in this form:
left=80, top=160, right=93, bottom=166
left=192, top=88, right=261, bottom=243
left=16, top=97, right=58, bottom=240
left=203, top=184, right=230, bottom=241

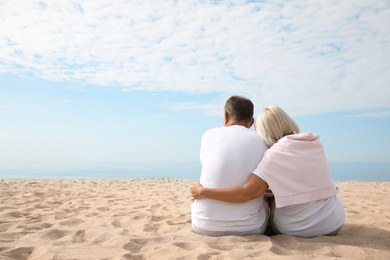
left=190, top=96, right=345, bottom=237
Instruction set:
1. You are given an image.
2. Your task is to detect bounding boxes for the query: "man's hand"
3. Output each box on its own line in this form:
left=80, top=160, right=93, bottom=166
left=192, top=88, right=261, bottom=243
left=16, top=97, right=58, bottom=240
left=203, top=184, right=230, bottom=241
left=189, top=182, right=204, bottom=201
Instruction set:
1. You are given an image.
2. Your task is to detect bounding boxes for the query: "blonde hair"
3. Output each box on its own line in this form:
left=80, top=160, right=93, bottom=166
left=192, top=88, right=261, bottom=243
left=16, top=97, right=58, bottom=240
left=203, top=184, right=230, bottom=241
left=255, top=105, right=300, bottom=146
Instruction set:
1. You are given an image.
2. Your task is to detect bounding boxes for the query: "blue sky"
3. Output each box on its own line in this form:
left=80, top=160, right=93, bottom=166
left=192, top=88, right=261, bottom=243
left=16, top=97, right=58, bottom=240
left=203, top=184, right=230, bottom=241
left=1, top=0, right=389, bottom=163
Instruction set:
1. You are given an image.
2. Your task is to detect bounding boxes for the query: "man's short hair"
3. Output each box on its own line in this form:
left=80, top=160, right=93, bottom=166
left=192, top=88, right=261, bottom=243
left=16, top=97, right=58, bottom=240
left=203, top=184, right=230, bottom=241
left=224, top=96, right=254, bottom=122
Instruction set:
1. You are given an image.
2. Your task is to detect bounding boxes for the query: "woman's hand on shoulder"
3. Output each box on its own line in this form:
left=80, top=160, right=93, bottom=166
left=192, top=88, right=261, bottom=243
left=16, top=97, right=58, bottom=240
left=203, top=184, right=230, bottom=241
left=189, top=182, right=203, bottom=201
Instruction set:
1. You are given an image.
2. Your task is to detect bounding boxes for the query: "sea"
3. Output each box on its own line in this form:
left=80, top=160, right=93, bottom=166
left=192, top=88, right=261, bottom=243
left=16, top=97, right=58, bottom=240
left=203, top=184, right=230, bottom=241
left=0, top=162, right=389, bottom=181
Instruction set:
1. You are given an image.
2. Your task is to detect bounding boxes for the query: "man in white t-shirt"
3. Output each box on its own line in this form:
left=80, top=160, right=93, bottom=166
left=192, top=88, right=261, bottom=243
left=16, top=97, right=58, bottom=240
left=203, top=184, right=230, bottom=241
left=191, top=96, right=268, bottom=236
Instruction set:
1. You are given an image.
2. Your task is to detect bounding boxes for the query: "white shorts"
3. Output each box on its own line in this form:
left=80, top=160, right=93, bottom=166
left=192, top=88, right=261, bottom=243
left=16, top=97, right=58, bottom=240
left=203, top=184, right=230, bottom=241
left=192, top=199, right=269, bottom=237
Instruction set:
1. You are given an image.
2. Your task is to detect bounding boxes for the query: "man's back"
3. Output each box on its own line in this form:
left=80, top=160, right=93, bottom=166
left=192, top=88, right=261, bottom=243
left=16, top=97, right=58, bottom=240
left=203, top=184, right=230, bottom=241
left=191, top=125, right=268, bottom=233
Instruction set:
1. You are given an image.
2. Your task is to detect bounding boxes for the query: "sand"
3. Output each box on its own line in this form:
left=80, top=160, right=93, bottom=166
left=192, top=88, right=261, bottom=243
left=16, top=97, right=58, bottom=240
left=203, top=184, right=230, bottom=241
left=1, top=179, right=389, bottom=260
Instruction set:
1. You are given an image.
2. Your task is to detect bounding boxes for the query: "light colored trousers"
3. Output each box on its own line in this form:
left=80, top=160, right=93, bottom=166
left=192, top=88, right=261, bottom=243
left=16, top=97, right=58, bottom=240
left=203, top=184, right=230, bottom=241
left=192, top=200, right=269, bottom=237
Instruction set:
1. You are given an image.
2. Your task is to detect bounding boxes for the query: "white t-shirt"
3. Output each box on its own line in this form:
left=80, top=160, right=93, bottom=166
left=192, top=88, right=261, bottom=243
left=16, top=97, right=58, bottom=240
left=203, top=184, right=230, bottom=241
left=254, top=170, right=345, bottom=237
left=191, top=125, right=268, bottom=232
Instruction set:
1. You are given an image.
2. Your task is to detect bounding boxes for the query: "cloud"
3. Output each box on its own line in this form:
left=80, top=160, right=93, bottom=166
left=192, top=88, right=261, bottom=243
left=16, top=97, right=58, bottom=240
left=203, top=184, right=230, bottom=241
left=0, top=0, right=389, bottom=116
left=63, top=99, right=71, bottom=103
left=352, top=110, right=390, bottom=118
left=160, top=101, right=223, bottom=116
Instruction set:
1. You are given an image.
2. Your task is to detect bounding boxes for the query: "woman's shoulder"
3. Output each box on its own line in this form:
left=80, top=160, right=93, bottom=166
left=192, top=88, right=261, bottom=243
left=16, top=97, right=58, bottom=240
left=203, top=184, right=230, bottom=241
left=283, top=132, right=319, bottom=141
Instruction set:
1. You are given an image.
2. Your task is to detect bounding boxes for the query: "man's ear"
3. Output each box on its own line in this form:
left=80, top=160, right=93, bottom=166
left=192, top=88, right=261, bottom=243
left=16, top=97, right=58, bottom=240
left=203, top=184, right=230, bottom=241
left=248, top=118, right=254, bottom=128
left=223, top=111, right=229, bottom=126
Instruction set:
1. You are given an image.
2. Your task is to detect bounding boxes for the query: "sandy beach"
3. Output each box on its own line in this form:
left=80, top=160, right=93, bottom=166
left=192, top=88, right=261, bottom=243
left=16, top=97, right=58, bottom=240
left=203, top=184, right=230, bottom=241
left=1, top=179, right=389, bottom=259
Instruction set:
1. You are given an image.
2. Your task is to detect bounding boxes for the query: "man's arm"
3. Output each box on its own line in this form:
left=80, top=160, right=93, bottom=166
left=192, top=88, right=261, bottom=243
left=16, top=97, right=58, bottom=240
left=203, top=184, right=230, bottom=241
left=190, top=174, right=268, bottom=203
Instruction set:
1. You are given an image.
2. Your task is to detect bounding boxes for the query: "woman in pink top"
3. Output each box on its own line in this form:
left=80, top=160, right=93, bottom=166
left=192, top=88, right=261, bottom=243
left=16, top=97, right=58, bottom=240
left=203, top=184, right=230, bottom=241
left=190, top=105, right=345, bottom=237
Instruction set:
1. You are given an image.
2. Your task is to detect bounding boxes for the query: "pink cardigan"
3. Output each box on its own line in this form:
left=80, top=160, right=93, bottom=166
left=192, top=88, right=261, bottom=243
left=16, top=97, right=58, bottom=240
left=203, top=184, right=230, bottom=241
left=258, top=133, right=338, bottom=208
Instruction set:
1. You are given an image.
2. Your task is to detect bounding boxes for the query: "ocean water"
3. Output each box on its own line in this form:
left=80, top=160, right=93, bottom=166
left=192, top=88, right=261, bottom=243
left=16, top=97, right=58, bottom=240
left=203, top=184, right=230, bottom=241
left=0, top=162, right=389, bottom=181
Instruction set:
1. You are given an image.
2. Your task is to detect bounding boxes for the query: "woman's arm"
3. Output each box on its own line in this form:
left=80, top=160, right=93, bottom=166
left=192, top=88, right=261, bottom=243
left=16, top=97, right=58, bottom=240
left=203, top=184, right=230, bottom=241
left=190, top=174, right=268, bottom=203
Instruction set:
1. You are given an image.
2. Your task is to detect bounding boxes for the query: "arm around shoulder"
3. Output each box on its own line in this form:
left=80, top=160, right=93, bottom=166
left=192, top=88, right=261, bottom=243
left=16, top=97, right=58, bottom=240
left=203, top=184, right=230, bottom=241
left=190, top=174, right=268, bottom=203
left=237, top=174, right=269, bottom=202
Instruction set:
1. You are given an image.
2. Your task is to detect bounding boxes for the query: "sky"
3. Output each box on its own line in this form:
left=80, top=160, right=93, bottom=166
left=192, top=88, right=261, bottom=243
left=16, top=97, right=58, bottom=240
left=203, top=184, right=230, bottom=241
left=1, top=0, right=389, bottom=163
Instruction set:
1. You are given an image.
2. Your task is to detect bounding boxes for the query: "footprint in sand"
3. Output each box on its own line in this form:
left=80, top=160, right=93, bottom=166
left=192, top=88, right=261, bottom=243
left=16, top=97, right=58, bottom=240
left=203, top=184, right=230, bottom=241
left=42, top=229, right=71, bottom=240
left=72, top=230, right=85, bottom=243
left=122, top=253, right=144, bottom=260
left=198, top=252, right=220, bottom=260
left=122, top=239, right=147, bottom=253
left=91, top=233, right=110, bottom=245
left=0, top=223, right=17, bottom=232
left=143, top=223, right=159, bottom=232
left=0, top=231, right=31, bottom=242
left=2, top=211, right=25, bottom=218
left=1, top=247, right=34, bottom=260
left=111, top=220, right=122, bottom=228
left=59, top=218, right=84, bottom=227
left=172, top=242, right=197, bottom=250
left=166, top=219, right=191, bottom=225
left=151, top=215, right=171, bottom=222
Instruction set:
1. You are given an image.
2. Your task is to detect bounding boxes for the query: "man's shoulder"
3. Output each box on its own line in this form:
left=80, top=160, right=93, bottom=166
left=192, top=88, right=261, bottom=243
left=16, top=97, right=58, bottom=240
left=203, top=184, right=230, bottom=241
left=203, top=126, right=264, bottom=141
left=204, top=126, right=237, bottom=135
left=233, top=126, right=264, bottom=139
left=201, top=127, right=222, bottom=143
left=203, top=127, right=221, bottom=136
